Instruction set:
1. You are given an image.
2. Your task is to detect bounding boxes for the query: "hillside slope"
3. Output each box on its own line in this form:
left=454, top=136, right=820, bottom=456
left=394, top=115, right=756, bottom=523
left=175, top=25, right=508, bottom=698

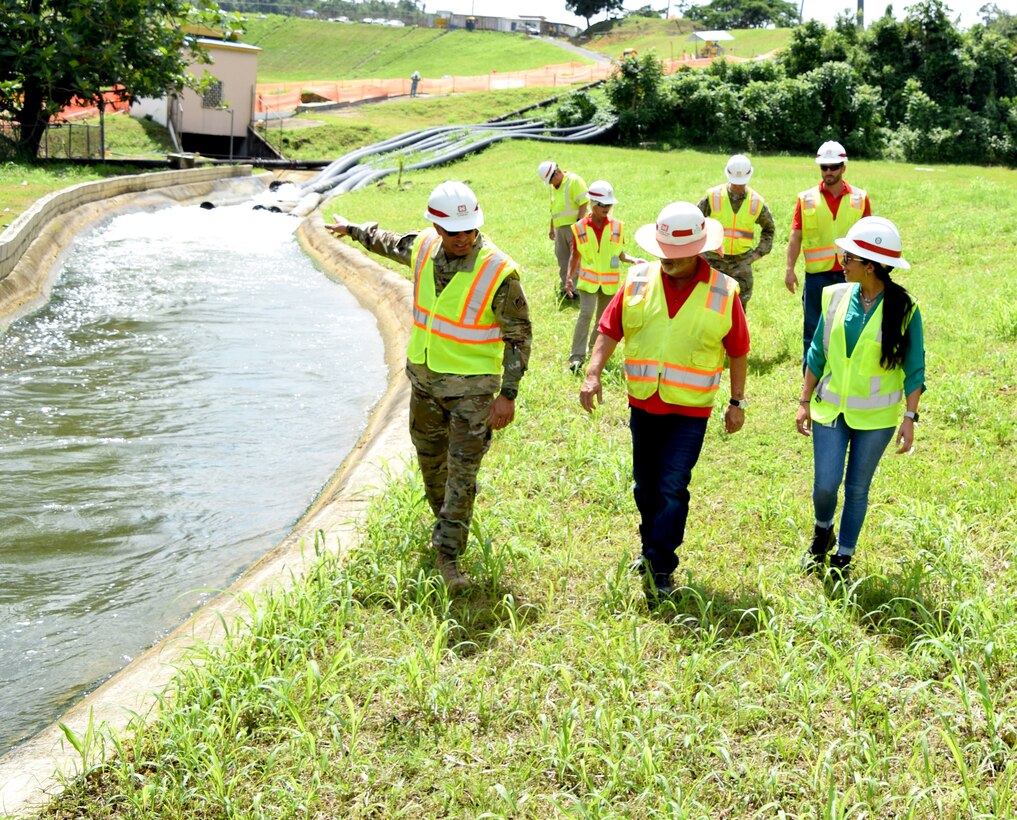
left=243, top=16, right=592, bottom=83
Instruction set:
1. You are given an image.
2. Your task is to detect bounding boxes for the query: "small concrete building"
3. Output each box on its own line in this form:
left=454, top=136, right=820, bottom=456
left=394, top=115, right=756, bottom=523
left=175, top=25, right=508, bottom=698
left=132, top=34, right=263, bottom=159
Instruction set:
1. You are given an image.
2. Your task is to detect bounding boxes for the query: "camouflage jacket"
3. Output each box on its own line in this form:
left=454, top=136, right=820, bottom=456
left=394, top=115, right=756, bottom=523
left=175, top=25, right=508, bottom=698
left=345, top=221, right=532, bottom=399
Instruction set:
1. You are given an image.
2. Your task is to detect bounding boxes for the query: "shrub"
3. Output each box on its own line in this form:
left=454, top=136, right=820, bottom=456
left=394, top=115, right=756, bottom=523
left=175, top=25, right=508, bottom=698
left=553, top=90, right=599, bottom=128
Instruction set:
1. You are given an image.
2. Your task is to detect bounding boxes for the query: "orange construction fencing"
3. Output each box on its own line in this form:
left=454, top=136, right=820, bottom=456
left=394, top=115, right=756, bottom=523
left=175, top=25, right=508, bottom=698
left=254, top=54, right=741, bottom=117
left=58, top=87, right=132, bottom=121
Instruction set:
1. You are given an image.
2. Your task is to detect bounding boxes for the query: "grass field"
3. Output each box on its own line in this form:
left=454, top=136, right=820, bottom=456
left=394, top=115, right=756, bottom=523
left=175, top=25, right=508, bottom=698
left=32, top=140, right=1017, bottom=817
left=255, top=86, right=586, bottom=160
left=583, top=17, right=792, bottom=60
left=243, top=16, right=590, bottom=83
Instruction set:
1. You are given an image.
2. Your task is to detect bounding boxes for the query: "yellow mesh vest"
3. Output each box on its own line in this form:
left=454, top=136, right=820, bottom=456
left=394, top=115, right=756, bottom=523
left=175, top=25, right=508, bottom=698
left=407, top=231, right=516, bottom=375
left=550, top=172, right=587, bottom=228
left=811, top=283, right=910, bottom=429
left=708, top=185, right=763, bottom=256
left=799, top=185, right=867, bottom=273
left=621, top=263, right=736, bottom=407
left=571, top=217, right=624, bottom=295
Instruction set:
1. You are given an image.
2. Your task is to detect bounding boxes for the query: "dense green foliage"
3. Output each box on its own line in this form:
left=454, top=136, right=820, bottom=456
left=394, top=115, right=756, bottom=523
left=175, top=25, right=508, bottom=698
left=604, top=0, right=1017, bottom=165
left=687, top=0, right=799, bottom=29
left=566, top=0, right=624, bottom=30
left=0, top=0, right=241, bottom=159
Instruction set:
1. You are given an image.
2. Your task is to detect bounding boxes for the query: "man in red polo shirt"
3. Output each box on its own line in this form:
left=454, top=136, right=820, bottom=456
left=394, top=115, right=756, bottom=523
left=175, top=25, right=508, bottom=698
left=579, top=201, right=750, bottom=602
left=785, top=140, right=872, bottom=366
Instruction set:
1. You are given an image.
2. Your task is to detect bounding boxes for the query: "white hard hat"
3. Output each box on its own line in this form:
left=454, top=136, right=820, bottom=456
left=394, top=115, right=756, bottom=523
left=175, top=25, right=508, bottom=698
left=537, top=160, right=557, bottom=185
left=634, top=201, right=723, bottom=259
left=725, top=154, right=753, bottom=184
left=424, top=181, right=484, bottom=231
left=587, top=180, right=618, bottom=205
left=816, top=140, right=848, bottom=165
left=835, top=216, right=910, bottom=269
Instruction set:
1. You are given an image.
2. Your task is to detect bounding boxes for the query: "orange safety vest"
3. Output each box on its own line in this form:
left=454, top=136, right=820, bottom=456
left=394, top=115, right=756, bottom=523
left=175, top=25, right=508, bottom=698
left=406, top=230, right=516, bottom=375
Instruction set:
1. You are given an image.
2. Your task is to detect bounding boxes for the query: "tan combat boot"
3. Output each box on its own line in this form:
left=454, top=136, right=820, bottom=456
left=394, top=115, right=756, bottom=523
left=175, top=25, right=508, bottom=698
left=435, top=552, right=469, bottom=592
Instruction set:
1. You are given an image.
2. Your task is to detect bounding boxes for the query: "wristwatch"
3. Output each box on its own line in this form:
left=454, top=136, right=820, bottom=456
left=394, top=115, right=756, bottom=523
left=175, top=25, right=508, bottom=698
left=903, top=410, right=920, bottom=421
left=729, top=398, right=748, bottom=409
left=500, top=387, right=518, bottom=401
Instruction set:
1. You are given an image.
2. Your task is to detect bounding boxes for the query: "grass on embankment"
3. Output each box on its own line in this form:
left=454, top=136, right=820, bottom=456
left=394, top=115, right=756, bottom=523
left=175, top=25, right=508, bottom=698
left=255, top=86, right=587, bottom=160
left=36, top=143, right=1017, bottom=816
left=583, top=16, right=791, bottom=60
left=244, top=16, right=590, bottom=84
left=0, top=159, right=150, bottom=229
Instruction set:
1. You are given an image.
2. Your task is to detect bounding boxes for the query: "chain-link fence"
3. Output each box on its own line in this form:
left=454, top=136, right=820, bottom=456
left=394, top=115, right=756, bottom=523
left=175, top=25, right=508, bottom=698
left=0, top=117, right=105, bottom=160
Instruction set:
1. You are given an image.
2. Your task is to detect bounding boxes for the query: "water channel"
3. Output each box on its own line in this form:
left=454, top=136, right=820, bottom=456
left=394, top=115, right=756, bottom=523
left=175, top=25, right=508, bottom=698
left=0, top=203, right=386, bottom=754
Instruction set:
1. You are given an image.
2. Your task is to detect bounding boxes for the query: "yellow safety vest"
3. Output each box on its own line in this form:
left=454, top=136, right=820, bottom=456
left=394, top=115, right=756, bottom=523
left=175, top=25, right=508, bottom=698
left=550, top=171, right=588, bottom=229
left=708, top=184, right=763, bottom=256
left=571, top=217, right=624, bottom=295
left=811, top=283, right=913, bottom=429
left=621, top=263, right=737, bottom=407
left=407, top=230, right=517, bottom=375
left=799, top=184, right=867, bottom=273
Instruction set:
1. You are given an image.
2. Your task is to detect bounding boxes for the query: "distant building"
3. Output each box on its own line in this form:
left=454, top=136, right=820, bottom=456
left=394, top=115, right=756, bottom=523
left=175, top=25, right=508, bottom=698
left=132, top=34, right=262, bottom=159
left=432, top=11, right=580, bottom=38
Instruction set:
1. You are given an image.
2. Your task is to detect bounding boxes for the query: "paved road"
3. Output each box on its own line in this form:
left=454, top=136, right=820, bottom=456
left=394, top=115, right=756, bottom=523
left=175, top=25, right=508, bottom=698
left=536, top=36, right=612, bottom=64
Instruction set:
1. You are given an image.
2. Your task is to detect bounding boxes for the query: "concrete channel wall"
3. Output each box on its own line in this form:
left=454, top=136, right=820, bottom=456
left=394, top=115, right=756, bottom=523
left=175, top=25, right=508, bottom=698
left=0, top=176, right=415, bottom=817
left=0, top=166, right=258, bottom=330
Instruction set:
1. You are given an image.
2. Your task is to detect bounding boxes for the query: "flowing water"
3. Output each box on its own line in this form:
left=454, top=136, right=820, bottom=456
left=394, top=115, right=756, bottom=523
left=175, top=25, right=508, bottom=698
left=0, top=204, right=386, bottom=753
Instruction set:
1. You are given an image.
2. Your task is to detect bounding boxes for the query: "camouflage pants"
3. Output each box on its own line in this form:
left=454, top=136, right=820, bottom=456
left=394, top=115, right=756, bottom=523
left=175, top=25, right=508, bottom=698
left=703, top=251, right=754, bottom=309
left=409, top=385, right=493, bottom=557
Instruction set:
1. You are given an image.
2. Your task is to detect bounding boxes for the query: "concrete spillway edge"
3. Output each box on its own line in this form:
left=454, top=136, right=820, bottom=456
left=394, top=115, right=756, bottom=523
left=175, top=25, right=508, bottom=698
left=0, top=179, right=415, bottom=818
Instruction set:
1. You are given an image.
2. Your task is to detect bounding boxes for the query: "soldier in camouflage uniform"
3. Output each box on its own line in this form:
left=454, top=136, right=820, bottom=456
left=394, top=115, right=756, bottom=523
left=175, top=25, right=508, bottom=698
left=326, top=182, right=531, bottom=591
left=696, top=154, right=775, bottom=310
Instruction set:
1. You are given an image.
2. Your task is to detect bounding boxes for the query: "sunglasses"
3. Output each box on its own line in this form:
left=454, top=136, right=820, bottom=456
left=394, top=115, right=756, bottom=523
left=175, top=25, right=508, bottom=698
left=440, top=228, right=476, bottom=238
left=820, top=163, right=844, bottom=172
left=840, top=252, right=864, bottom=265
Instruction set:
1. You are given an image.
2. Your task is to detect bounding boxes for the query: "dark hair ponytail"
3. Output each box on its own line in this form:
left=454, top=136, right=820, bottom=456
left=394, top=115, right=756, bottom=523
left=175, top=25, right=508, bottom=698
left=872, top=262, right=914, bottom=370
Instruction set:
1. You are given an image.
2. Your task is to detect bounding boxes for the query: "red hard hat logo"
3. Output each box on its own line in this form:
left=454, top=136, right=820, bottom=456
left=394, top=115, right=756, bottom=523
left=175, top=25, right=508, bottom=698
left=457, top=204, right=468, bottom=215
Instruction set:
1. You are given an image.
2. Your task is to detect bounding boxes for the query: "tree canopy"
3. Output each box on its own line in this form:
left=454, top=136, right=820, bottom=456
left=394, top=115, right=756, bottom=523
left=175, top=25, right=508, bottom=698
left=0, top=0, right=241, bottom=158
left=566, top=0, right=625, bottom=31
left=602, top=0, right=1017, bottom=165
left=687, top=0, right=800, bottom=29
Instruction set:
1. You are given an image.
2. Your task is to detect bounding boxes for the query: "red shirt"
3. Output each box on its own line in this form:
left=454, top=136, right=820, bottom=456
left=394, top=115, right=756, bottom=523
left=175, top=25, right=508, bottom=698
left=598, top=258, right=750, bottom=417
left=791, top=180, right=872, bottom=274
left=574, top=214, right=607, bottom=244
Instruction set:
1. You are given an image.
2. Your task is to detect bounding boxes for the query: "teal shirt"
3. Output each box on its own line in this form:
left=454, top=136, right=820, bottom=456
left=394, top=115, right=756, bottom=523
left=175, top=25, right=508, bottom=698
left=806, top=287, right=926, bottom=396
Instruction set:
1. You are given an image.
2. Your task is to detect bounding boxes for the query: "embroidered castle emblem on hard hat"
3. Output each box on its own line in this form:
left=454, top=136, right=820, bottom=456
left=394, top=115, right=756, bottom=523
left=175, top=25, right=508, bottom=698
left=659, top=223, right=668, bottom=233
left=457, top=204, right=468, bottom=215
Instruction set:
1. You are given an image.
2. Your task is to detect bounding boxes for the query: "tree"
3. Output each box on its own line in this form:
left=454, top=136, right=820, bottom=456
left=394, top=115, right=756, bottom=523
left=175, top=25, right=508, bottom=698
left=566, top=0, right=624, bottom=31
left=0, top=0, right=242, bottom=159
left=687, top=0, right=799, bottom=29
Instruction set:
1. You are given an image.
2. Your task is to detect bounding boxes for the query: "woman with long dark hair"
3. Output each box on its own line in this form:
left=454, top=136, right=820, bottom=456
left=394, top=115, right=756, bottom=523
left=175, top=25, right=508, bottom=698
left=795, top=216, right=925, bottom=581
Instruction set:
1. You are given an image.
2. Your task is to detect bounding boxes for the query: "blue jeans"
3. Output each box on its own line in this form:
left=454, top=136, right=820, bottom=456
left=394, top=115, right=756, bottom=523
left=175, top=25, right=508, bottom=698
left=812, top=415, right=894, bottom=556
left=803, top=270, right=846, bottom=366
left=630, top=407, right=708, bottom=576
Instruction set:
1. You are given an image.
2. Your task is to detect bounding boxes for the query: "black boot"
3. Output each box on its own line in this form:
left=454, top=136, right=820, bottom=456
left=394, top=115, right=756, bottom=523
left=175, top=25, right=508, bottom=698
left=828, top=553, right=852, bottom=583
left=800, top=524, right=835, bottom=573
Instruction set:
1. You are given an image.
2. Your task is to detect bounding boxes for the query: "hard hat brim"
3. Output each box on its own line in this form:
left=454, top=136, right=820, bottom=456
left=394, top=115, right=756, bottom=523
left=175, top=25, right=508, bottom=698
left=725, top=171, right=753, bottom=184
left=634, top=217, right=723, bottom=259
left=589, top=194, right=618, bottom=205
left=424, top=207, right=485, bottom=232
left=835, top=236, right=910, bottom=269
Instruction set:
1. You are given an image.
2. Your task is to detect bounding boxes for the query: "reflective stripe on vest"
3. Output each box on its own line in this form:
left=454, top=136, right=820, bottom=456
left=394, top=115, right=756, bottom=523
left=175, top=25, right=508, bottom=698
left=408, top=231, right=516, bottom=375
left=574, top=217, right=624, bottom=293
left=800, top=185, right=867, bottom=274
left=620, top=265, right=735, bottom=407
left=811, top=283, right=910, bottom=428
left=708, top=185, right=763, bottom=256
left=550, top=172, right=586, bottom=227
